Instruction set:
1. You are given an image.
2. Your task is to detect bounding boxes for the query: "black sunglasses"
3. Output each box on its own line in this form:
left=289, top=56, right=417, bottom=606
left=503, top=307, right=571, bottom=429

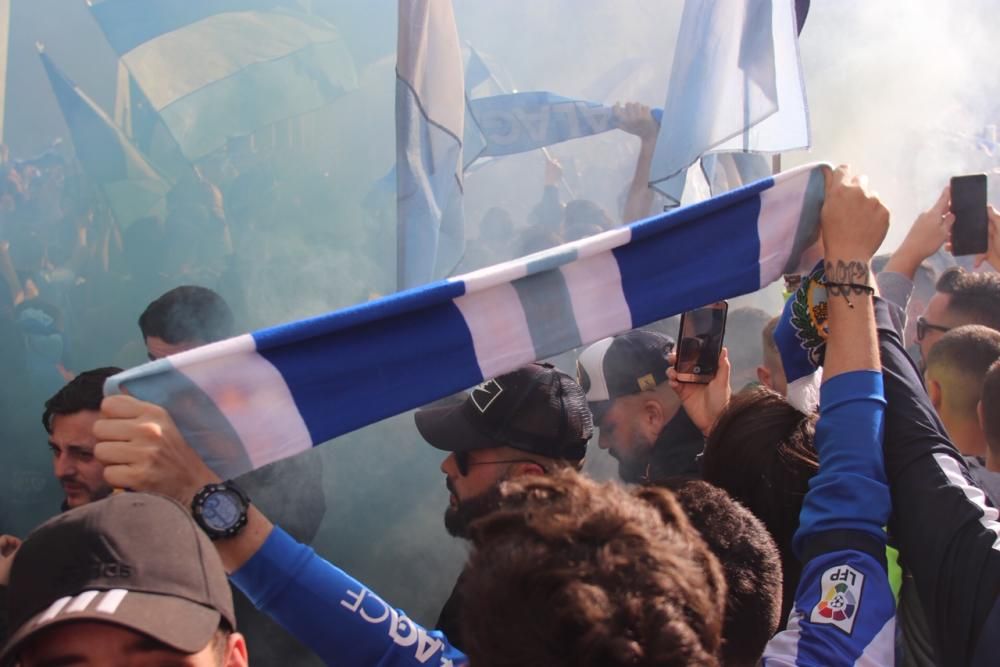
left=454, top=450, right=548, bottom=476
left=916, top=316, right=951, bottom=342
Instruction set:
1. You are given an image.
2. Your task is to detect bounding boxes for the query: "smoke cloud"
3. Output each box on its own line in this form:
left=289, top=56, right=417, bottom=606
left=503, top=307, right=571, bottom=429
left=1, top=2, right=997, bottom=662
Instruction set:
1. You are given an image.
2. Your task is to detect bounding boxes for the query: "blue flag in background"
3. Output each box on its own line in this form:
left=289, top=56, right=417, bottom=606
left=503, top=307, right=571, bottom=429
left=379, top=91, right=659, bottom=207
left=88, top=1, right=358, bottom=161
left=468, top=92, right=617, bottom=165
left=464, top=45, right=494, bottom=93
left=40, top=48, right=171, bottom=228
left=461, top=45, right=644, bottom=170
left=114, top=66, right=191, bottom=183
left=395, top=0, right=466, bottom=289
left=88, top=0, right=284, bottom=54
left=650, top=0, right=809, bottom=205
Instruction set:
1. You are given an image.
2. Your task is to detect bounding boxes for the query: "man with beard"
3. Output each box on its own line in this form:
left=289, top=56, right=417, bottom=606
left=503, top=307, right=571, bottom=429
left=42, top=367, right=123, bottom=509
left=576, top=330, right=704, bottom=483
left=412, top=362, right=592, bottom=646
left=89, top=361, right=591, bottom=658
left=0, top=367, right=120, bottom=641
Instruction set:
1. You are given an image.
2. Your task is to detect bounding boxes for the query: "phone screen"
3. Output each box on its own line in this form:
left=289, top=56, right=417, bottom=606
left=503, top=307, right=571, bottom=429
left=950, top=174, right=988, bottom=256
left=675, top=301, right=728, bottom=384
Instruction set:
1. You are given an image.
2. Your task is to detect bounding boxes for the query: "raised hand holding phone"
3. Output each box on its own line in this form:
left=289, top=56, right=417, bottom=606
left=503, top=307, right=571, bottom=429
left=674, top=301, right=728, bottom=384
left=668, top=347, right=732, bottom=437
left=950, top=174, right=989, bottom=256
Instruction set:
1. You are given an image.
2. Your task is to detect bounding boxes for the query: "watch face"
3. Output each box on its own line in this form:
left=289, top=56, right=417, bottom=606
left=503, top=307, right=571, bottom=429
left=200, top=489, right=243, bottom=532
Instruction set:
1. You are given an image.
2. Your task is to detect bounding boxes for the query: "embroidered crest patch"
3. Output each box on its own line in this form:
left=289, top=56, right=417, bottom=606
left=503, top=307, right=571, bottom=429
left=790, top=263, right=830, bottom=368
left=810, top=564, right=864, bottom=635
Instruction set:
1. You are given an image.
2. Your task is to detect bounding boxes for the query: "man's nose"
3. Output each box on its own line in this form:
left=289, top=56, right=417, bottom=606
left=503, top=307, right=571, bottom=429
left=53, top=453, right=74, bottom=477
left=441, top=453, right=457, bottom=476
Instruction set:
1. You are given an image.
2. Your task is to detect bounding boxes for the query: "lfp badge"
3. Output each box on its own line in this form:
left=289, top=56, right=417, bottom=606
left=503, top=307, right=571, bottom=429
left=810, top=564, right=864, bottom=635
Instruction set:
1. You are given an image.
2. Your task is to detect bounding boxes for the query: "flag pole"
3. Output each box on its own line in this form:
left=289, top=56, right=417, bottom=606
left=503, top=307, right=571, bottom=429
left=0, top=0, right=11, bottom=144
left=113, top=61, right=131, bottom=136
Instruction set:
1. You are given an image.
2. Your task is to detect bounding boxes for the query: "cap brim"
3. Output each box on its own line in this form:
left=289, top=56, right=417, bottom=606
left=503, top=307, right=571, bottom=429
left=415, top=403, right=498, bottom=453
left=1, top=591, right=220, bottom=665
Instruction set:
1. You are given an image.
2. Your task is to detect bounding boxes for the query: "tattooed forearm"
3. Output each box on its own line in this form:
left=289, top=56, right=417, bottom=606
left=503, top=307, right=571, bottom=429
left=823, top=260, right=874, bottom=308
left=824, top=260, right=870, bottom=294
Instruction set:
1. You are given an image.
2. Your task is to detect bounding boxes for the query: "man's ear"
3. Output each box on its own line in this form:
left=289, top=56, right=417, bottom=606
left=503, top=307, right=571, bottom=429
left=927, top=378, right=943, bottom=411
left=225, top=632, right=249, bottom=667
left=756, top=365, right=772, bottom=390
left=508, top=460, right=547, bottom=478
left=642, top=398, right=665, bottom=434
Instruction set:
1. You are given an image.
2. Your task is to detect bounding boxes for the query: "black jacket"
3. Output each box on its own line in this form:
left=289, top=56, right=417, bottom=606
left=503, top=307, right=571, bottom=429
left=644, top=408, right=704, bottom=483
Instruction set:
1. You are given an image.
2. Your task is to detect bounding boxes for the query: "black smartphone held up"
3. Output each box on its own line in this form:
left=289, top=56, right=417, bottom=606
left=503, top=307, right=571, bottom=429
left=950, top=174, right=989, bottom=256
left=675, top=301, right=728, bottom=384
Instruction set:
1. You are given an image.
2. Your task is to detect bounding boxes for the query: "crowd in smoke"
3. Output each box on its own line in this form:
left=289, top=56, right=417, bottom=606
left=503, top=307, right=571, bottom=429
left=3, top=1, right=1000, bottom=664
left=4, top=156, right=1000, bottom=664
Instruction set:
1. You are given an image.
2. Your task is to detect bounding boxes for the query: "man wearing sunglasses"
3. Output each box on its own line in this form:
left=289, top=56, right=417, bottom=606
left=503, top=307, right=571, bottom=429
left=413, top=362, right=593, bottom=647
left=914, top=267, right=1000, bottom=365
left=91, top=361, right=590, bottom=661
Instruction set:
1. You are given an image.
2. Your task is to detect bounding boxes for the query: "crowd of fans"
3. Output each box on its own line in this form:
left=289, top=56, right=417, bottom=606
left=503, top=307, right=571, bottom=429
left=2, top=101, right=1000, bottom=667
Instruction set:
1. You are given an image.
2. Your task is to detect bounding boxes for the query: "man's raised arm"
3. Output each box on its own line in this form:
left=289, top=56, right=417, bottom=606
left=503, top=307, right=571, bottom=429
left=93, top=396, right=467, bottom=667
left=764, top=166, right=896, bottom=666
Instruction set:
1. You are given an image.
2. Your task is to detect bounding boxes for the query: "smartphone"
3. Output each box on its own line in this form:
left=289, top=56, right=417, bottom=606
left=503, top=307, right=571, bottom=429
left=950, top=174, right=989, bottom=256
left=675, top=301, right=728, bottom=384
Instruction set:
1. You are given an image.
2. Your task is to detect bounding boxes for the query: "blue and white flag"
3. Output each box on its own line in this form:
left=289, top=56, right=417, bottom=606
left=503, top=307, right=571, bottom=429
left=395, top=0, right=466, bottom=289
left=106, top=164, right=827, bottom=480
left=464, top=44, right=498, bottom=94
left=40, top=48, right=171, bottom=228
left=88, top=1, right=358, bottom=161
left=468, top=92, right=616, bottom=164
left=385, top=91, right=658, bottom=205
left=111, top=61, right=190, bottom=184
left=650, top=0, right=809, bottom=204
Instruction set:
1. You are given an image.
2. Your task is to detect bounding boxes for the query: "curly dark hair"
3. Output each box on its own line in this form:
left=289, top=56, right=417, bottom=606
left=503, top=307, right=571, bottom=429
left=460, top=470, right=726, bottom=667
left=701, top=387, right=817, bottom=627
left=662, top=478, right=783, bottom=667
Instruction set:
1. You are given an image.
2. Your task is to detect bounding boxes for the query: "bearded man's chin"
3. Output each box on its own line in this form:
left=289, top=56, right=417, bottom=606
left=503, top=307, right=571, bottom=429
left=443, top=485, right=504, bottom=538
left=617, top=458, right=648, bottom=484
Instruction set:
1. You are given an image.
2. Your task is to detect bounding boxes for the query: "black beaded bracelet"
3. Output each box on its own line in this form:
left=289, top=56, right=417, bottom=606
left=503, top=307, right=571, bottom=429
left=821, top=281, right=874, bottom=309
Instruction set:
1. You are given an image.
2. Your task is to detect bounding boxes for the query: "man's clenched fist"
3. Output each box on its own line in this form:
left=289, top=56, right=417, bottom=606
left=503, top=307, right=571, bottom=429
left=93, top=395, right=220, bottom=507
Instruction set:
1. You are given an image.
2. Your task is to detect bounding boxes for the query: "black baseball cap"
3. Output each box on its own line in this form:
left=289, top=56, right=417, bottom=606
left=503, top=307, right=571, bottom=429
left=576, top=330, right=675, bottom=423
left=415, top=363, right=592, bottom=461
left=1, top=493, right=235, bottom=664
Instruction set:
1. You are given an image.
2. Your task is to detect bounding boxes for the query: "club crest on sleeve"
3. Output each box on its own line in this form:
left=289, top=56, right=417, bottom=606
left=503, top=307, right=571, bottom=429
left=471, top=379, right=503, bottom=413
left=790, top=264, right=830, bottom=367
left=810, top=564, right=864, bottom=634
